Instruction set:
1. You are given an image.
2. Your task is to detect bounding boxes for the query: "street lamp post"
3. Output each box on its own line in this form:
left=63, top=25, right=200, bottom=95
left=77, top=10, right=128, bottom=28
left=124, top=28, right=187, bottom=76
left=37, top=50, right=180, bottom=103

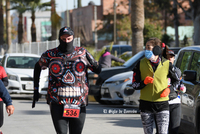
left=114, top=0, right=116, bottom=44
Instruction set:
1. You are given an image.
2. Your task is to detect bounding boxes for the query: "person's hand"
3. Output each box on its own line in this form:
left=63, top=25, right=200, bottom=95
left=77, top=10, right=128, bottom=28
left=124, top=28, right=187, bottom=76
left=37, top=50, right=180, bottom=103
left=144, top=76, right=154, bottom=85
left=32, top=88, right=39, bottom=108
left=6, top=105, right=15, bottom=116
left=160, top=88, right=170, bottom=97
left=86, top=52, right=98, bottom=68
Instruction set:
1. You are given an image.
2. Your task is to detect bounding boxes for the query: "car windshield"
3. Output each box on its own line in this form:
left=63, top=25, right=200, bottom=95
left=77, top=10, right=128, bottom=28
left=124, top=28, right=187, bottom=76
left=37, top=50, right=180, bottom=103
left=6, top=56, right=39, bottom=69
left=123, top=51, right=145, bottom=67
left=111, top=46, right=132, bottom=55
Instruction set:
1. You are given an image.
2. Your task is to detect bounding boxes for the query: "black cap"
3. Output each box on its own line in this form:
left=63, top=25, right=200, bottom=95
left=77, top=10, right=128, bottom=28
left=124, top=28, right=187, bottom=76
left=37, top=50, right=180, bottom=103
left=105, top=48, right=110, bottom=52
left=167, top=50, right=175, bottom=56
left=59, top=26, right=74, bottom=37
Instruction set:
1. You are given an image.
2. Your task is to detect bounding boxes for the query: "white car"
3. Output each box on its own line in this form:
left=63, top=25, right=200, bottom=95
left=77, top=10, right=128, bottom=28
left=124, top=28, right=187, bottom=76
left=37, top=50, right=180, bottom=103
left=100, top=71, right=133, bottom=104
left=1, top=53, right=48, bottom=96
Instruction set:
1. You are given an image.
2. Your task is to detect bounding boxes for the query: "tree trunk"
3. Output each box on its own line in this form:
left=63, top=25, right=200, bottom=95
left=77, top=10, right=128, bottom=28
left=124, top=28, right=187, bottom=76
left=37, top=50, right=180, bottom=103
left=31, top=11, right=36, bottom=42
left=18, top=13, right=23, bottom=44
left=173, top=0, right=179, bottom=47
left=193, top=14, right=200, bottom=45
left=51, top=0, right=57, bottom=40
left=131, top=0, right=144, bottom=56
left=193, top=1, right=200, bottom=45
left=164, top=8, right=167, bottom=33
left=6, top=0, right=11, bottom=48
left=0, top=0, right=4, bottom=46
left=78, top=0, right=82, bottom=8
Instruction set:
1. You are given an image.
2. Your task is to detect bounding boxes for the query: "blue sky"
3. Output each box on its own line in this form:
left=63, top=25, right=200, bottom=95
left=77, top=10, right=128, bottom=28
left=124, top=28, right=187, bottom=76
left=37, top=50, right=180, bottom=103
left=42, top=0, right=101, bottom=12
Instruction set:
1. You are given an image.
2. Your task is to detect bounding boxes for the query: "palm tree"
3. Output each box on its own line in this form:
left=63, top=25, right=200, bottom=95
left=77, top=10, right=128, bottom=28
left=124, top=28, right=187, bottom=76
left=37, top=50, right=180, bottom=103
left=25, top=0, right=51, bottom=42
left=50, top=0, right=56, bottom=40
left=6, top=0, right=11, bottom=47
left=0, top=0, right=4, bottom=46
left=10, top=0, right=28, bottom=44
left=50, top=0, right=62, bottom=40
left=131, top=0, right=144, bottom=55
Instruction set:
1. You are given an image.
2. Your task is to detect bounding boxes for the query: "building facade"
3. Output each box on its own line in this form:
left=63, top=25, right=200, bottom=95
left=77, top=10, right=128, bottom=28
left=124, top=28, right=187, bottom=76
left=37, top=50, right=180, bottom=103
left=11, top=0, right=193, bottom=47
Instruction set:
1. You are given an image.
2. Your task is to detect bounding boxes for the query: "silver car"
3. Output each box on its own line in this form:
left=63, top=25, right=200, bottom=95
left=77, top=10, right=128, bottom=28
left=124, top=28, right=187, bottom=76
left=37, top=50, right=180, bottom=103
left=1, top=53, right=48, bottom=96
left=123, top=82, right=140, bottom=107
left=101, top=71, right=133, bottom=104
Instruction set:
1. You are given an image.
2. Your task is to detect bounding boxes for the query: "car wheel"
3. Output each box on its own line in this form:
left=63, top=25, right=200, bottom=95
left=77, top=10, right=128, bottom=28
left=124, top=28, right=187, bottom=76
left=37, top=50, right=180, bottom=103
left=118, top=101, right=124, bottom=105
left=39, top=94, right=43, bottom=98
left=195, top=107, right=200, bottom=134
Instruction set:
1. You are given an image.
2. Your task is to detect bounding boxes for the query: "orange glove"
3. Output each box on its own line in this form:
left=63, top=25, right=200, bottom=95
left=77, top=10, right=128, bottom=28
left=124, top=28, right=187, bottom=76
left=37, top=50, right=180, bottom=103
left=144, top=76, right=154, bottom=85
left=160, top=88, right=170, bottom=97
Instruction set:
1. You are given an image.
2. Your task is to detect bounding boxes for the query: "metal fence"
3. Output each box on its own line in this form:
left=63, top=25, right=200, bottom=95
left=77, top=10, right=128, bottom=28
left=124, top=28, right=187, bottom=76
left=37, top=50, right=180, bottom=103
left=0, top=38, right=80, bottom=56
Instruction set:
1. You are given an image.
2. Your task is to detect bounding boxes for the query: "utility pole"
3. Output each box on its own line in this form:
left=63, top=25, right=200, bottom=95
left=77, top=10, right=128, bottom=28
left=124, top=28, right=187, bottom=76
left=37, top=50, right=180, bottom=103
left=173, top=0, right=179, bottom=47
left=74, top=0, right=76, bottom=8
left=113, top=0, right=116, bottom=44
left=66, top=0, right=70, bottom=27
left=94, top=6, right=98, bottom=52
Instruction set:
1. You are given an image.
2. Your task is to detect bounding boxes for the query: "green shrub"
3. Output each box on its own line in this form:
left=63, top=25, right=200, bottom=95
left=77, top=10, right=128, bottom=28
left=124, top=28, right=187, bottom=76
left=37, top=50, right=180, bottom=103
left=144, top=19, right=162, bottom=45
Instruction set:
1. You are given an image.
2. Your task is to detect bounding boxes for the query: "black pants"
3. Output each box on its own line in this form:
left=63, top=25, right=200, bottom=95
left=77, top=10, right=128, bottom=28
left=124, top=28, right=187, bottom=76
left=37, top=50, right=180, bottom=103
left=168, top=104, right=181, bottom=134
left=0, top=101, right=3, bottom=128
left=50, top=103, right=86, bottom=134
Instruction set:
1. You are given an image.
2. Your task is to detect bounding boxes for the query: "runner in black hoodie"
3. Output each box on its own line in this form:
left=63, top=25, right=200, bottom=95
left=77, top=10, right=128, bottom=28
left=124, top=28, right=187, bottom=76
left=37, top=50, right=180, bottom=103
left=33, top=26, right=101, bottom=134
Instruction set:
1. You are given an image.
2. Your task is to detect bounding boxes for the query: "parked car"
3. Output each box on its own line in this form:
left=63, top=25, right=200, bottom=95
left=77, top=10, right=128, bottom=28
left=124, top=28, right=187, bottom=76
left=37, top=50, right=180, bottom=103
left=100, top=71, right=132, bottom=104
left=102, top=44, right=132, bottom=56
left=123, top=82, right=140, bottom=107
left=89, top=50, right=145, bottom=104
left=89, top=47, right=181, bottom=104
left=0, top=55, right=3, bottom=65
left=1, top=53, right=48, bottom=96
left=173, top=46, right=200, bottom=134
left=0, top=55, right=3, bottom=61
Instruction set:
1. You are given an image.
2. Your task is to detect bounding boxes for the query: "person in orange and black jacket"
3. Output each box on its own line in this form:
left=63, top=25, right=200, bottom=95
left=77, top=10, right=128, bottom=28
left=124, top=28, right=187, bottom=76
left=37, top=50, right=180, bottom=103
left=33, top=26, right=101, bottom=134
left=0, top=66, right=8, bottom=87
left=132, top=38, right=179, bottom=134
left=0, top=66, right=14, bottom=134
left=0, top=65, right=9, bottom=128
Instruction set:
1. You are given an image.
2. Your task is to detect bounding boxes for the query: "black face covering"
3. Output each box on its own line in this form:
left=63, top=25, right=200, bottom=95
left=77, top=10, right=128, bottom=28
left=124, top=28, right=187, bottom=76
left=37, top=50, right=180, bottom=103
left=58, top=38, right=74, bottom=54
left=153, top=46, right=162, bottom=56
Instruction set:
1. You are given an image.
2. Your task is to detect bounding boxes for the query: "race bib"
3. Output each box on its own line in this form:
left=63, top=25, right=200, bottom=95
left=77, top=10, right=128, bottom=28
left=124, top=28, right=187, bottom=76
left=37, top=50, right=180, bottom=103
left=63, top=104, right=80, bottom=118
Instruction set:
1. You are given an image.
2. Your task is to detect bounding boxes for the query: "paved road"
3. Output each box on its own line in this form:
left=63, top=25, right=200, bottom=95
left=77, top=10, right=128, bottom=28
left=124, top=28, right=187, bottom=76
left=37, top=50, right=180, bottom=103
left=1, top=95, right=156, bottom=134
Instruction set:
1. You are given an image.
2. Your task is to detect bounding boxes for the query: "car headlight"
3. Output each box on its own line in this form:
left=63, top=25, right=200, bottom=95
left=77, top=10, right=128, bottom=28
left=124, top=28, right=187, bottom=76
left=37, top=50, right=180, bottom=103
left=115, top=78, right=130, bottom=85
left=7, top=74, right=18, bottom=81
